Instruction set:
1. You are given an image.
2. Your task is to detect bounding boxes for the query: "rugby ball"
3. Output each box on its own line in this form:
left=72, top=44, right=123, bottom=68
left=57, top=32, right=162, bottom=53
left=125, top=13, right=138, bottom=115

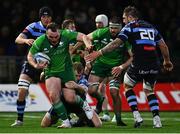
left=34, top=52, right=50, bottom=64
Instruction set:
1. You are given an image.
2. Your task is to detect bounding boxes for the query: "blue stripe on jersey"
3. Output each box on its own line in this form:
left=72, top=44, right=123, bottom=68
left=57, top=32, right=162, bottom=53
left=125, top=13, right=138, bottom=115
left=132, top=27, right=154, bottom=32
left=136, top=39, right=156, bottom=46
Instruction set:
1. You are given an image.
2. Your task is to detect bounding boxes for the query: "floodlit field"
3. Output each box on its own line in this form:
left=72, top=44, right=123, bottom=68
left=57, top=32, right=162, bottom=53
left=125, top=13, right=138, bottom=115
left=0, top=112, right=180, bottom=133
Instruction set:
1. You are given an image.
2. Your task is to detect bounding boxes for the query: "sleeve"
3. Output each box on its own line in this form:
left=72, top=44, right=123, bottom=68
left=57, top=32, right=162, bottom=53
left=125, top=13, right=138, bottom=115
left=21, top=23, right=35, bottom=38
left=29, top=35, right=44, bottom=55
left=117, top=25, right=131, bottom=42
left=78, top=76, right=89, bottom=92
left=65, top=30, right=78, bottom=43
left=154, top=28, right=163, bottom=43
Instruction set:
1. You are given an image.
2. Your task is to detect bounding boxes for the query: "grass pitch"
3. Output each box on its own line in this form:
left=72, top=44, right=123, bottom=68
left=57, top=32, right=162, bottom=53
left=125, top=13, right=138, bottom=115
left=0, top=112, right=180, bottom=133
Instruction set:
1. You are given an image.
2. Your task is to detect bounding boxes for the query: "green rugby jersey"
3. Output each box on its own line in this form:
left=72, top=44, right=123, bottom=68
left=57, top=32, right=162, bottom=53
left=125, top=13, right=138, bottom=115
left=92, top=27, right=131, bottom=66
left=30, top=29, right=78, bottom=74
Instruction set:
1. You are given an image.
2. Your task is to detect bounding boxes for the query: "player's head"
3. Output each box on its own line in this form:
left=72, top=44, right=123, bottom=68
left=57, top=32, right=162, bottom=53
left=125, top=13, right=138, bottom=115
left=46, top=22, right=60, bottom=46
left=123, top=6, right=140, bottom=24
left=95, top=14, right=108, bottom=29
left=61, top=19, right=76, bottom=31
left=73, top=62, right=84, bottom=80
left=39, top=6, right=53, bottom=27
left=109, top=17, right=122, bottom=37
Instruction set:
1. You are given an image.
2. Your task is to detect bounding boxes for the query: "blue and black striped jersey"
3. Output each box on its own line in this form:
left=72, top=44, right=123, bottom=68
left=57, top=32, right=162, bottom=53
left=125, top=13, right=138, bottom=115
left=22, top=21, right=46, bottom=39
left=21, top=21, right=46, bottom=56
left=118, top=20, right=162, bottom=67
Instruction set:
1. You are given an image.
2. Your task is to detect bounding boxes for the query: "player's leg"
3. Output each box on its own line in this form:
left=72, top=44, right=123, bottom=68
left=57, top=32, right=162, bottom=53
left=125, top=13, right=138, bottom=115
left=41, top=107, right=59, bottom=127
left=67, top=99, right=102, bottom=128
left=99, top=79, right=111, bottom=121
left=124, top=69, right=143, bottom=128
left=11, top=62, right=33, bottom=127
left=143, top=74, right=162, bottom=128
left=45, top=77, right=71, bottom=128
left=109, top=78, right=126, bottom=126
left=88, top=74, right=104, bottom=114
left=63, top=87, right=93, bottom=120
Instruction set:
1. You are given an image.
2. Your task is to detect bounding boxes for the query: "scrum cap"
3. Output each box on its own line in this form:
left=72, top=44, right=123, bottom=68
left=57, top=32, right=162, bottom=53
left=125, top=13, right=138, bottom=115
left=95, top=14, right=108, bottom=27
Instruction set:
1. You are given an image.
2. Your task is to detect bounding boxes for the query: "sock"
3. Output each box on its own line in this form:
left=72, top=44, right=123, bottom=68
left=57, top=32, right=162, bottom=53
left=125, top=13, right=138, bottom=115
left=125, top=90, right=138, bottom=112
left=147, top=94, right=159, bottom=117
left=53, top=101, right=68, bottom=120
left=17, top=100, right=26, bottom=122
left=115, top=112, right=121, bottom=121
left=91, top=92, right=104, bottom=104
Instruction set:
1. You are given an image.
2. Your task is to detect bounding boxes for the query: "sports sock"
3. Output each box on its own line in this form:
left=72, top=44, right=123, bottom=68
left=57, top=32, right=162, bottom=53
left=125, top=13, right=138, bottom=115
left=17, top=100, right=26, bottom=122
left=147, top=94, right=159, bottom=117
left=125, top=90, right=138, bottom=112
left=75, top=95, right=84, bottom=107
left=53, top=101, right=68, bottom=120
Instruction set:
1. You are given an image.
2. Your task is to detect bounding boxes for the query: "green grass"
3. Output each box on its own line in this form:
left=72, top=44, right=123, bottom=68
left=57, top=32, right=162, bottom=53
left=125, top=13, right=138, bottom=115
left=0, top=112, right=180, bottom=133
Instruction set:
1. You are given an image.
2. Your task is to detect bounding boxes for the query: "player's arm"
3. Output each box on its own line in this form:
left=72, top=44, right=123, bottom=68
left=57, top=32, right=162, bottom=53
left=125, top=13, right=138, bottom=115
left=69, top=42, right=84, bottom=55
left=157, top=39, right=173, bottom=71
left=112, top=49, right=133, bottom=77
left=65, top=81, right=87, bottom=94
left=85, top=38, right=123, bottom=62
left=76, top=32, right=93, bottom=50
left=27, top=51, right=48, bottom=69
left=15, top=33, right=34, bottom=46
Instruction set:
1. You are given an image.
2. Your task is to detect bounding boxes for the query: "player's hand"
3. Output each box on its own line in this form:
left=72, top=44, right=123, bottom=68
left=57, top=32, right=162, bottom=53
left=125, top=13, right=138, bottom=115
left=65, top=81, right=78, bottom=89
left=25, top=39, right=35, bottom=46
left=34, top=62, right=48, bottom=69
left=163, top=60, right=173, bottom=71
left=85, top=44, right=94, bottom=52
left=84, top=51, right=101, bottom=62
left=112, top=66, right=123, bottom=77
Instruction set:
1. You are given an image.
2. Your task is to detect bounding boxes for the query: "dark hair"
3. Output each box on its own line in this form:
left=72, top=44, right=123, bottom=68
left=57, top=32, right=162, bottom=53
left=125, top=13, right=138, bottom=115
left=39, top=6, right=53, bottom=18
left=61, top=19, right=75, bottom=29
left=123, top=6, right=140, bottom=19
left=46, top=22, right=59, bottom=32
left=73, top=62, right=84, bottom=73
left=109, top=17, right=122, bottom=24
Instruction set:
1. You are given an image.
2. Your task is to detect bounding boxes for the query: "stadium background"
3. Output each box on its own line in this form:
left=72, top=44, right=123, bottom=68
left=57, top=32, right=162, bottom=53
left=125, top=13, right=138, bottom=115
left=0, top=0, right=179, bottom=83
left=0, top=0, right=180, bottom=83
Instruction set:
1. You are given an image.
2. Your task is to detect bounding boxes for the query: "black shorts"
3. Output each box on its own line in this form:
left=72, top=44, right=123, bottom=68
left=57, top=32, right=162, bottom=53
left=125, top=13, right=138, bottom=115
left=126, top=64, right=160, bottom=86
left=20, top=61, right=42, bottom=82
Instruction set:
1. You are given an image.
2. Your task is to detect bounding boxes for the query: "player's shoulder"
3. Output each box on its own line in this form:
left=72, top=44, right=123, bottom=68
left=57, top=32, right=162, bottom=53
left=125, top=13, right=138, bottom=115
left=26, top=21, right=43, bottom=29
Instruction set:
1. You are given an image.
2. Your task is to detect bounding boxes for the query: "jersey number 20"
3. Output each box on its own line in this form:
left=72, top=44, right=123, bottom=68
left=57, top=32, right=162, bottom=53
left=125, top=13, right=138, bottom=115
left=139, top=29, right=154, bottom=40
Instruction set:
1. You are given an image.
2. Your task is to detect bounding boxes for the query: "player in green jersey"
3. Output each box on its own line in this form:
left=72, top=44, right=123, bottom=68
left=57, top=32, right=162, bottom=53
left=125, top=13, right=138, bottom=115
left=86, top=17, right=133, bottom=126
left=27, top=22, right=94, bottom=128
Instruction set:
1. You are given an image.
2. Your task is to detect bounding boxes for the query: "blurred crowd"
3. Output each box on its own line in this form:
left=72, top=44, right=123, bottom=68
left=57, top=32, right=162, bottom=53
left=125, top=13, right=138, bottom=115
left=0, top=0, right=179, bottom=81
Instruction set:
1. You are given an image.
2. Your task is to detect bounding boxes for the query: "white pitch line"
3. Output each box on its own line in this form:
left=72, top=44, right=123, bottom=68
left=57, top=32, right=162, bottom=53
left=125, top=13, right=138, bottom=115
left=0, top=114, right=42, bottom=118
left=1, top=114, right=180, bottom=121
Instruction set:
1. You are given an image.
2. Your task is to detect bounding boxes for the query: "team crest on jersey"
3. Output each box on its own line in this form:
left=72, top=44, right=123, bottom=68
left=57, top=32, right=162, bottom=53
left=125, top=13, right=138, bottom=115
left=101, top=38, right=108, bottom=44
left=43, top=48, right=49, bottom=53
left=58, top=41, right=64, bottom=47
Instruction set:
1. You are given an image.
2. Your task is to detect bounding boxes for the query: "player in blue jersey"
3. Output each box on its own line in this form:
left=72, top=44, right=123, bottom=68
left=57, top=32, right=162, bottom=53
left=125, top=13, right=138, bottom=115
left=85, top=6, right=173, bottom=128
left=11, top=6, right=53, bottom=127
